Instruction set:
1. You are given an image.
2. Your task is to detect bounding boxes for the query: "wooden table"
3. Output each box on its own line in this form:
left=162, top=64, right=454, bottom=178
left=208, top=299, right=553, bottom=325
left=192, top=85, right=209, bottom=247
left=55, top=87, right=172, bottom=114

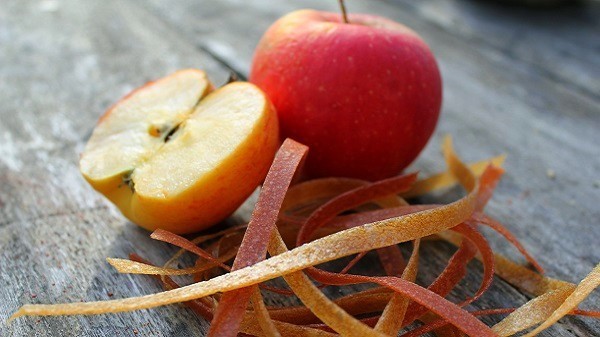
left=1, top=0, right=598, bottom=336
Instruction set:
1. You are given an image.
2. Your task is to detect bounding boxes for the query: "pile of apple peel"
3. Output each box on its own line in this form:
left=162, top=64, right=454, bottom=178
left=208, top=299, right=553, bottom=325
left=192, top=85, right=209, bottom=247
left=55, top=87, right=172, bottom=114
left=10, top=137, right=599, bottom=336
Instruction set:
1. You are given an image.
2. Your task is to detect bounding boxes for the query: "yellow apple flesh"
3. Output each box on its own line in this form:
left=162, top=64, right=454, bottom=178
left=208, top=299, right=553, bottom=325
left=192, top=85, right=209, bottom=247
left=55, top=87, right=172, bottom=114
left=80, top=69, right=279, bottom=233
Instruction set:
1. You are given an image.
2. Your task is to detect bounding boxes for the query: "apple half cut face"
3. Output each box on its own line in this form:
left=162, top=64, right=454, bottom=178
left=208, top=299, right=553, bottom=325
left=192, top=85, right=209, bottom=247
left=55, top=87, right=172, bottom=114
left=80, top=69, right=279, bottom=233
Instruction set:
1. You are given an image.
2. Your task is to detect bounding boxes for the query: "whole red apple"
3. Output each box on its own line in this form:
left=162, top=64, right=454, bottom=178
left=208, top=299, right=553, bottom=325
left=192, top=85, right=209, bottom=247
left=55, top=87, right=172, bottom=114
left=250, top=9, right=442, bottom=181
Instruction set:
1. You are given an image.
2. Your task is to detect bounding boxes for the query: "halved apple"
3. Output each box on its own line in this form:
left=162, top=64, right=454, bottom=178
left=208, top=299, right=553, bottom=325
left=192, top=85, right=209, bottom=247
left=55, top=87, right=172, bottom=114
left=80, top=69, right=279, bottom=233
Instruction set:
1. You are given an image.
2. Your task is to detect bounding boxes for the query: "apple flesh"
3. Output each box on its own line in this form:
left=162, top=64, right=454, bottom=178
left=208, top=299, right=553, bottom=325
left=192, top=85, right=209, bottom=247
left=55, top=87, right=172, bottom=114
left=250, top=10, right=442, bottom=181
left=80, top=69, right=279, bottom=234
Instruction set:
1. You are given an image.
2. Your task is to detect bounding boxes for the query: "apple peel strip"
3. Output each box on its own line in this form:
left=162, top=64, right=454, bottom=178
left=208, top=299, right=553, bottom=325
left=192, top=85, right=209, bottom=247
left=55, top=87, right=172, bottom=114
left=208, top=138, right=309, bottom=337
left=129, top=254, right=334, bottom=337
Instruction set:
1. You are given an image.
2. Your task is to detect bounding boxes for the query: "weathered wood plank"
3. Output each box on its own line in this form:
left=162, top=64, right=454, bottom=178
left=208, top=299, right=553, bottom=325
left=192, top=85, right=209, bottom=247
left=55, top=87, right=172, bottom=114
left=0, top=0, right=232, bottom=336
left=384, top=0, right=600, bottom=100
left=1, top=0, right=598, bottom=336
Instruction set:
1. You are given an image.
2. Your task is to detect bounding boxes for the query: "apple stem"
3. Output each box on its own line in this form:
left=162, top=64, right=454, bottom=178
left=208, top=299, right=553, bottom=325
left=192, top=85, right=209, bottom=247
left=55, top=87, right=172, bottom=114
left=338, top=0, right=349, bottom=24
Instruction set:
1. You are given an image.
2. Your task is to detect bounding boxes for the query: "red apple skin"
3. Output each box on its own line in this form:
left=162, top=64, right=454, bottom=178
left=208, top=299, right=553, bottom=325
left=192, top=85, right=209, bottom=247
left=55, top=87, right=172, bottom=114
left=250, top=10, right=442, bottom=181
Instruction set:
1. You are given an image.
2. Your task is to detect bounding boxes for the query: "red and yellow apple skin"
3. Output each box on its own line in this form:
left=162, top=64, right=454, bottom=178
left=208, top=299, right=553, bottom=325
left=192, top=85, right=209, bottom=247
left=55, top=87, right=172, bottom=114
left=250, top=10, right=442, bottom=181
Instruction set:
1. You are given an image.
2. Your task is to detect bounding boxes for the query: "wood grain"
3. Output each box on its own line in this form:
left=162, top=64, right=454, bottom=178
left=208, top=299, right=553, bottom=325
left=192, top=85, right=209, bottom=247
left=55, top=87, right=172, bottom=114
left=1, top=0, right=598, bottom=336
